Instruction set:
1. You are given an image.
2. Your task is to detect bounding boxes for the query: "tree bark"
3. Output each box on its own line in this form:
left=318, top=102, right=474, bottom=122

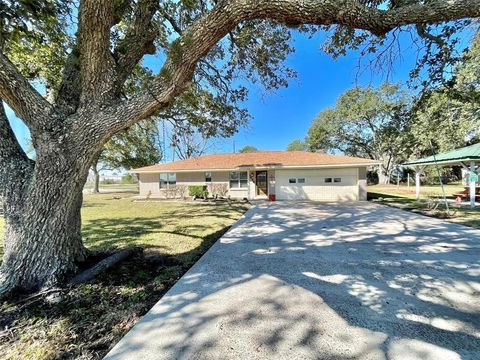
left=0, top=162, right=89, bottom=295
left=0, top=109, right=92, bottom=295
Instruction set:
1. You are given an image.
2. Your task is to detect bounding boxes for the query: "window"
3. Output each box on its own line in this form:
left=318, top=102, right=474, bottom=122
left=334, top=177, right=342, bottom=183
left=160, top=173, right=176, bottom=188
left=205, top=171, right=212, bottom=182
left=297, top=178, right=305, bottom=184
left=324, top=178, right=332, bottom=183
left=230, top=171, right=248, bottom=188
left=240, top=171, right=248, bottom=188
left=289, top=178, right=297, bottom=184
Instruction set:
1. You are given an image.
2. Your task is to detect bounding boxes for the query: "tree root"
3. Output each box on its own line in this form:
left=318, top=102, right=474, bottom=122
left=0, top=248, right=141, bottom=301
left=68, top=247, right=142, bottom=286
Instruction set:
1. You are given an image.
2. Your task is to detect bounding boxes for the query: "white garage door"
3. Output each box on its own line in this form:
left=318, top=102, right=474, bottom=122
left=275, top=168, right=359, bottom=201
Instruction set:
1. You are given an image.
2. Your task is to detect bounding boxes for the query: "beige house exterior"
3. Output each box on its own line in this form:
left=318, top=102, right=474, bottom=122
left=131, top=151, right=379, bottom=201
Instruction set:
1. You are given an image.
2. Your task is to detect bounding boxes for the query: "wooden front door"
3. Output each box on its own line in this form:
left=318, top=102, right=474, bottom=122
left=256, top=171, right=268, bottom=196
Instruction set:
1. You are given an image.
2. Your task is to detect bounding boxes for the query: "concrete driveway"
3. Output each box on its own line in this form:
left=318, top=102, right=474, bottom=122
left=105, top=202, right=480, bottom=360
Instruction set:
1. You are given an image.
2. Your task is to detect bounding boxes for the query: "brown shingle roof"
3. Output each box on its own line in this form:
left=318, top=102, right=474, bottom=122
left=132, top=151, right=379, bottom=173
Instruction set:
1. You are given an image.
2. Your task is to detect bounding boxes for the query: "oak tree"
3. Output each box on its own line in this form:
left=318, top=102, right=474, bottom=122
left=1, top=0, right=480, bottom=296
left=307, top=83, right=412, bottom=184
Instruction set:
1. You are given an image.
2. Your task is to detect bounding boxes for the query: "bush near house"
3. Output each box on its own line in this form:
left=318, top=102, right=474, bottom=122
left=188, top=185, right=208, bottom=198
left=208, top=183, right=229, bottom=198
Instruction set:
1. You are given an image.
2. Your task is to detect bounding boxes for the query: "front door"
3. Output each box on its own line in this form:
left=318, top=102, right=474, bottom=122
left=256, top=171, right=268, bottom=196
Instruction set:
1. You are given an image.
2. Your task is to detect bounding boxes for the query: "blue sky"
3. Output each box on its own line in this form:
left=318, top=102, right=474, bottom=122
left=214, top=30, right=419, bottom=153
left=5, top=27, right=473, bottom=158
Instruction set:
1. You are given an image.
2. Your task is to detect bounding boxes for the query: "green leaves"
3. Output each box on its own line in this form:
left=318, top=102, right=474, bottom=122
left=286, top=140, right=307, bottom=151
left=100, top=119, right=162, bottom=171
left=411, top=31, right=480, bottom=157
left=1, top=1, right=72, bottom=90
left=239, top=145, right=258, bottom=153
left=306, top=82, right=411, bottom=177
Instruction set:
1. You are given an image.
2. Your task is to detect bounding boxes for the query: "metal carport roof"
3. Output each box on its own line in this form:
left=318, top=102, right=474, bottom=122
left=404, top=143, right=480, bottom=167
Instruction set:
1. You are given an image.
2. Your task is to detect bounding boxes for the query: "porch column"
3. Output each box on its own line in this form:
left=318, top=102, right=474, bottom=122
left=415, top=170, right=421, bottom=201
left=470, top=161, right=477, bottom=209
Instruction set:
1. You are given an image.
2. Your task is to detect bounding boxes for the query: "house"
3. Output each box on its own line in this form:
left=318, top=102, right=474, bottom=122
left=131, top=151, right=380, bottom=201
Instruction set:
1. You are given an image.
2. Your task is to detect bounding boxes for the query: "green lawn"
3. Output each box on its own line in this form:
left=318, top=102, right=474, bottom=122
left=0, top=192, right=249, bottom=360
left=369, top=184, right=480, bottom=228
left=82, top=192, right=247, bottom=259
left=370, top=183, right=467, bottom=198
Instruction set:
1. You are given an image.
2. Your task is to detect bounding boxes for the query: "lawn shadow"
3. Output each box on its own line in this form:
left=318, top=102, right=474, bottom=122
left=0, top=208, right=240, bottom=359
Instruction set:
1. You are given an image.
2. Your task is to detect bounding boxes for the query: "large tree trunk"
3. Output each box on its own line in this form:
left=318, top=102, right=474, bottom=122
left=0, top=153, right=90, bottom=295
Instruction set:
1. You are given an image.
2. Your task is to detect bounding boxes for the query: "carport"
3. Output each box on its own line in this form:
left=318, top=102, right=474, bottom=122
left=404, top=143, right=480, bottom=208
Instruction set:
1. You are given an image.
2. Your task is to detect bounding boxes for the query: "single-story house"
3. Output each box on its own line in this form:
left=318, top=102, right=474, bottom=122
left=131, top=151, right=380, bottom=201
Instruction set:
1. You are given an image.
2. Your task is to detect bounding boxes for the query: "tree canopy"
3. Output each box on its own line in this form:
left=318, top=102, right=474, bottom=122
left=287, top=139, right=308, bottom=151
left=304, top=32, right=480, bottom=184
left=307, top=83, right=411, bottom=183
left=239, top=145, right=258, bottom=153
left=99, top=120, right=162, bottom=171
left=410, top=30, right=480, bottom=158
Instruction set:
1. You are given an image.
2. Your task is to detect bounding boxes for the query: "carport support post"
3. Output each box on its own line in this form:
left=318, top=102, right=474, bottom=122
left=414, top=165, right=426, bottom=201
left=415, top=169, right=421, bottom=201
left=470, top=161, right=476, bottom=209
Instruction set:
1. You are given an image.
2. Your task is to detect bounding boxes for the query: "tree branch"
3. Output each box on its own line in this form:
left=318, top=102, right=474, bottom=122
left=0, top=101, right=34, bottom=196
left=100, top=0, right=480, bottom=138
left=57, top=1, right=132, bottom=114
left=55, top=49, right=81, bottom=115
left=0, top=53, right=53, bottom=131
left=77, top=0, right=116, bottom=105
left=159, top=6, right=183, bottom=35
left=113, top=0, right=159, bottom=92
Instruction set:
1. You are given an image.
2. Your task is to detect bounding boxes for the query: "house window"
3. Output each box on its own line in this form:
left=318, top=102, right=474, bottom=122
left=230, top=171, right=248, bottom=188
left=289, top=178, right=297, bottom=184
left=334, top=177, right=342, bottom=183
left=297, top=178, right=305, bottom=184
left=324, top=178, right=332, bottom=183
left=160, top=173, right=176, bottom=188
left=205, top=171, right=212, bottom=182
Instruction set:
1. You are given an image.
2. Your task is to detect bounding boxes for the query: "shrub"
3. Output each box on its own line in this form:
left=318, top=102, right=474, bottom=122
left=122, top=174, right=138, bottom=184
left=208, top=183, right=228, bottom=198
left=188, top=185, right=208, bottom=198
left=174, top=185, right=188, bottom=200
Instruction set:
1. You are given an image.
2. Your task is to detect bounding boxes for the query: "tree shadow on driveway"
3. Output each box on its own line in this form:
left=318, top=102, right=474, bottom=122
left=106, top=202, right=480, bottom=360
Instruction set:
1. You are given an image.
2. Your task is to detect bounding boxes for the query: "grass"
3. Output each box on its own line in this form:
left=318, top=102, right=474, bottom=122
left=369, top=184, right=480, bottom=228
left=83, top=183, right=139, bottom=191
left=85, top=182, right=138, bottom=189
left=0, top=192, right=249, bottom=360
